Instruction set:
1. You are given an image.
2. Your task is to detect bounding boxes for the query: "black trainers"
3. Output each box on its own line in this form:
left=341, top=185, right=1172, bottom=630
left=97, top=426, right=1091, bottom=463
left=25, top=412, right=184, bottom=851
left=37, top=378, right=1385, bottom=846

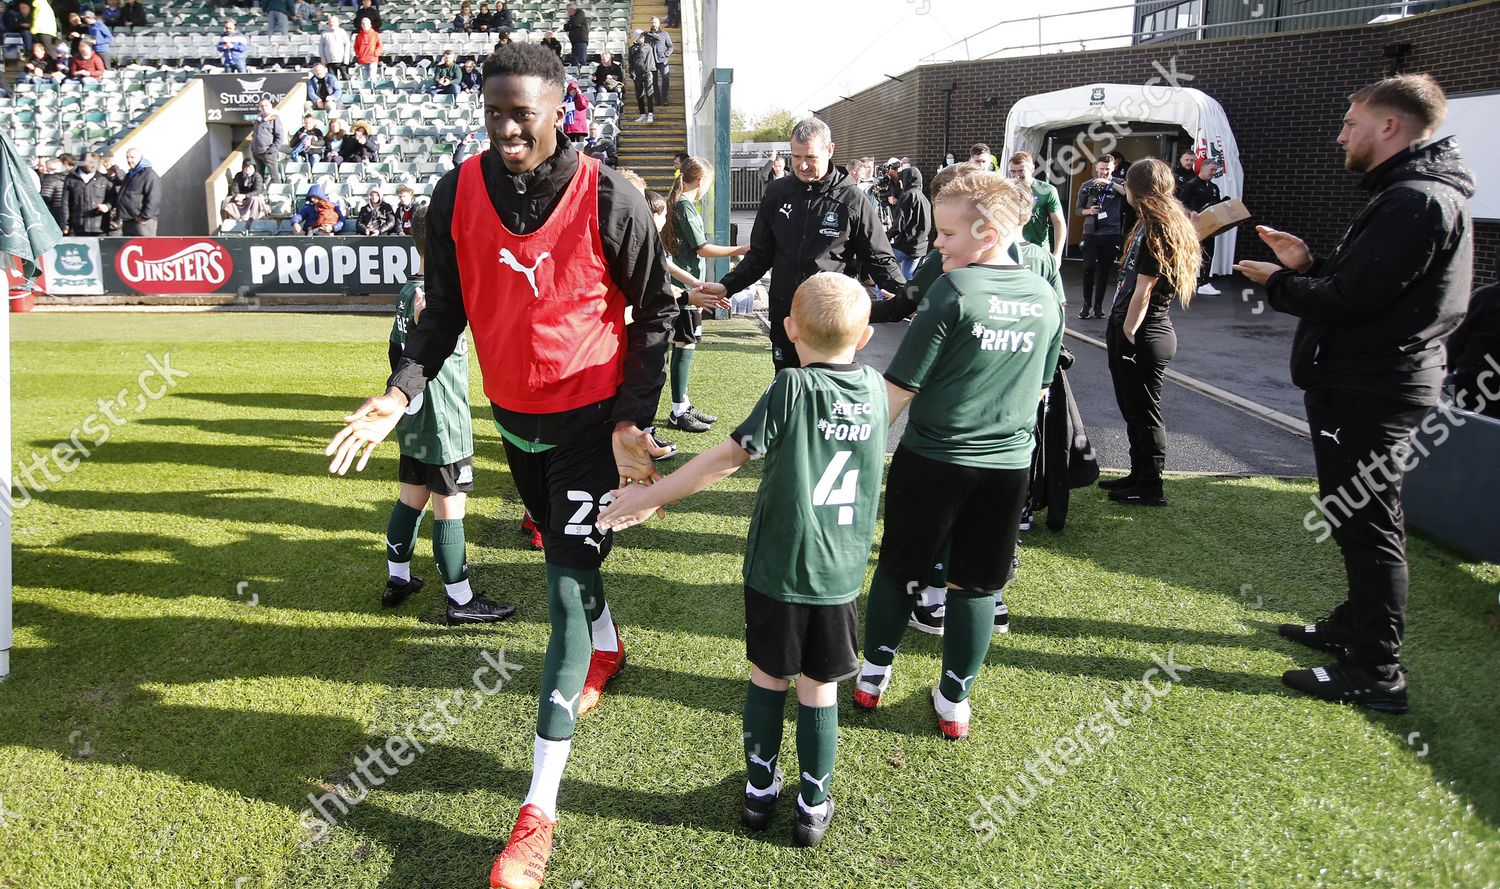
left=1277, top=620, right=1345, bottom=655
left=1282, top=662, right=1408, bottom=714
left=446, top=594, right=519, bottom=625
left=1098, top=474, right=1138, bottom=491
left=382, top=574, right=423, bottom=607
left=1108, top=484, right=1167, bottom=506
left=792, top=796, right=835, bottom=848
left=648, top=429, right=678, bottom=461
left=667, top=410, right=711, bottom=433
left=741, top=768, right=781, bottom=831
left=687, top=406, right=718, bottom=425
left=1018, top=505, right=1033, bottom=531
left=909, top=602, right=945, bottom=635
left=993, top=597, right=1010, bottom=634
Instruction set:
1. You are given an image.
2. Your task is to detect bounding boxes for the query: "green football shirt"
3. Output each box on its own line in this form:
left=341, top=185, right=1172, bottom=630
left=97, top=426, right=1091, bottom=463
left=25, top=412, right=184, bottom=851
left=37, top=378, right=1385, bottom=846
left=733, top=364, right=889, bottom=605
left=1022, top=179, right=1061, bottom=251
left=670, top=197, right=707, bottom=287
left=390, top=276, right=474, bottom=465
left=905, top=243, right=1064, bottom=311
left=886, top=263, right=1063, bottom=469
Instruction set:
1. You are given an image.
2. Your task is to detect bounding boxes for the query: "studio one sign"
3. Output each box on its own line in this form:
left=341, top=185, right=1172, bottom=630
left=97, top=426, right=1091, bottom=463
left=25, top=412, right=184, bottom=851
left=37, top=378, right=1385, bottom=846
left=200, top=73, right=306, bottom=121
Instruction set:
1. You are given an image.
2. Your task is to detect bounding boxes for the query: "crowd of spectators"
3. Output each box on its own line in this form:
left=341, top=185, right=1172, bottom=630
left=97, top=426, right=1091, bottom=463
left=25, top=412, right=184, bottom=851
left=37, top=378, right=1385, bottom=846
left=29, top=147, right=160, bottom=236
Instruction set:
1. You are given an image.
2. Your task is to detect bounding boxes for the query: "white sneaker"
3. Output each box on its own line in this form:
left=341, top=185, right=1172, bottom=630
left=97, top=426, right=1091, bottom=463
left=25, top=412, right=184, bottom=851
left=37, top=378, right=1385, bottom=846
left=646, top=113, right=654, bottom=123
left=1196, top=282, right=1221, bottom=295
left=635, top=114, right=648, bottom=123
left=932, top=686, right=971, bottom=740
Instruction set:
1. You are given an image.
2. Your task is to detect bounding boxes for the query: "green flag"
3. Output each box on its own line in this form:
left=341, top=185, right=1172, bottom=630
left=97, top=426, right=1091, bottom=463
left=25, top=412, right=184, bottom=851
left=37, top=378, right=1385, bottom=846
left=0, top=132, right=63, bottom=280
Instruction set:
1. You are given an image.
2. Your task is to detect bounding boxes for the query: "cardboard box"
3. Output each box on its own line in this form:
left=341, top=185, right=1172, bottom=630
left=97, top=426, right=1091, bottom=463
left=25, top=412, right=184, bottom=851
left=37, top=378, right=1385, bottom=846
left=1194, top=197, right=1252, bottom=241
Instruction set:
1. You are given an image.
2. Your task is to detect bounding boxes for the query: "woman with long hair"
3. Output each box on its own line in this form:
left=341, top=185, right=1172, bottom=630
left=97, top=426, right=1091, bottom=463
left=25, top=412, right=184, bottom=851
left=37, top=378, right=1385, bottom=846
left=659, top=156, right=748, bottom=433
left=1101, top=157, right=1199, bottom=506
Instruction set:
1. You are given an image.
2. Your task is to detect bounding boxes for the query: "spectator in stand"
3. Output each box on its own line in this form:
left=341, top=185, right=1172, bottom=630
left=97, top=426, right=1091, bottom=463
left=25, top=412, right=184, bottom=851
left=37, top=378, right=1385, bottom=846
left=592, top=49, right=621, bottom=99
left=356, top=187, right=398, bottom=234
left=27, top=0, right=55, bottom=46
left=1177, top=158, right=1224, bottom=295
left=115, top=148, right=160, bottom=236
left=352, top=14, right=380, bottom=79
left=1009, top=150, right=1066, bottom=266
left=969, top=142, right=998, bottom=171
left=21, top=41, right=58, bottom=84
left=451, top=2, right=472, bottom=33
left=263, top=0, right=291, bottom=37
left=937, top=151, right=957, bottom=170
left=289, top=113, right=325, bottom=162
left=97, top=153, right=126, bottom=234
left=62, top=10, right=82, bottom=53
left=4, top=2, right=34, bottom=53
left=220, top=159, right=268, bottom=227
left=469, top=2, right=490, bottom=32
left=323, top=117, right=349, bottom=160
left=1174, top=150, right=1197, bottom=194
left=306, top=61, right=340, bottom=109
left=429, top=49, right=460, bottom=95
left=120, top=0, right=145, bottom=27
left=81, top=10, right=109, bottom=65
left=629, top=29, right=652, bottom=123
left=453, top=130, right=481, bottom=164
left=491, top=0, right=512, bottom=31
left=563, top=79, right=590, bottom=145
left=645, top=16, right=671, bottom=106
left=100, top=0, right=122, bottom=29
left=491, top=29, right=511, bottom=53
left=219, top=19, right=248, bottom=72
left=664, top=0, right=679, bottom=27
left=1076, top=154, right=1126, bottom=319
left=339, top=119, right=377, bottom=163
left=251, top=97, right=285, bottom=183
left=394, top=184, right=416, bottom=232
left=293, top=183, right=344, bottom=235
left=352, top=0, right=379, bottom=33
left=39, top=158, right=67, bottom=230
left=582, top=121, right=616, bottom=167
left=320, top=15, right=351, bottom=78
left=292, top=0, right=316, bottom=26
left=63, top=152, right=110, bottom=236
left=49, top=39, right=71, bottom=78
left=458, top=57, right=481, bottom=92
left=564, top=1, right=587, bottom=66
left=69, top=41, right=104, bottom=77
left=539, top=28, right=561, bottom=60
left=58, top=153, right=76, bottom=171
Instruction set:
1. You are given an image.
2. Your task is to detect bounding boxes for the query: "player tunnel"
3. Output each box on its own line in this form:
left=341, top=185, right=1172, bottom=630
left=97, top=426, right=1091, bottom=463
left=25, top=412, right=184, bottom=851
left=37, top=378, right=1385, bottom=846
left=1003, top=83, right=1244, bottom=276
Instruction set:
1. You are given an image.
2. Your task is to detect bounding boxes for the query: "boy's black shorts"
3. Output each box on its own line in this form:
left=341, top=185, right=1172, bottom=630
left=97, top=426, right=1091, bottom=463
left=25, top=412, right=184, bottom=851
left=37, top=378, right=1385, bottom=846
left=744, top=586, right=859, bottom=683
left=671, top=302, right=702, bottom=347
left=398, top=454, right=474, bottom=495
left=878, top=446, right=1028, bottom=591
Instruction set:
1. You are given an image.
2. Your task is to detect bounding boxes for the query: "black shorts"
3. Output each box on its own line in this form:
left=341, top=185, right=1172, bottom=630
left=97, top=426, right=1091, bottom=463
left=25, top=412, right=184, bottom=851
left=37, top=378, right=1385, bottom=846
left=671, top=302, right=702, bottom=347
left=502, top=427, right=617, bottom=570
left=744, top=586, right=860, bottom=683
left=878, top=446, right=1028, bottom=591
left=398, top=454, right=474, bottom=495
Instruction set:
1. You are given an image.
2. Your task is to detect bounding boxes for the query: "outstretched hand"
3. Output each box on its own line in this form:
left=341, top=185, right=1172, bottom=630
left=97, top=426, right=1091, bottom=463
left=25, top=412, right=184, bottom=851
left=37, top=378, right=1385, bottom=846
left=691, top=281, right=728, bottom=304
left=326, top=388, right=408, bottom=475
left=595, top=482, right=662, bottom=532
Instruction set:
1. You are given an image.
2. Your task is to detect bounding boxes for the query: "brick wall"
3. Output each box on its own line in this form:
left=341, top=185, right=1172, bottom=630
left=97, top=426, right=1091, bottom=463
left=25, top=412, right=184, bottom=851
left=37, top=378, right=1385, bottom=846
left=816, top=0, right=1499, bottom=282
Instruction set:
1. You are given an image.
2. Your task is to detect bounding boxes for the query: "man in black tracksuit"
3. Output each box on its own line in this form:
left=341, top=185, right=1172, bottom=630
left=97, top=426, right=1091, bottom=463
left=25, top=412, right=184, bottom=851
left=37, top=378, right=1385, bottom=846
left=701, top=117, right=905, bottom=371
left=64, top=153, right=112, bottom=236
left=887, top=165, right=930, bottom=281
left=1178, top=159, right=1222, bottom=291
left=1236, top=74, right=1473, bottom=713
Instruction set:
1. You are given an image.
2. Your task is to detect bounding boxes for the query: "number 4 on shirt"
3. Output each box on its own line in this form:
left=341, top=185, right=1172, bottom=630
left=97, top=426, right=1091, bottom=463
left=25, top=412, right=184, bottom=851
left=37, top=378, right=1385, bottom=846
left=813, top=451, right=858, bottom=526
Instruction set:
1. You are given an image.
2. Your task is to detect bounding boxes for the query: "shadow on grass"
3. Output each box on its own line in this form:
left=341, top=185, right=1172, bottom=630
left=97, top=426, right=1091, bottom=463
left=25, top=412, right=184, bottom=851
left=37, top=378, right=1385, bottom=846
left=175, top=391, right=367, bottom=413
left=1021, top=474, right=1500, bottom=828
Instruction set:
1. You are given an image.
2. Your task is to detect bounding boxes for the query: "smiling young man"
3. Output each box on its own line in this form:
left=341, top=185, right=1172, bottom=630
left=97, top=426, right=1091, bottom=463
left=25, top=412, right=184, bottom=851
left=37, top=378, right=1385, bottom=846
left=324, top=43, right=677, bottom=889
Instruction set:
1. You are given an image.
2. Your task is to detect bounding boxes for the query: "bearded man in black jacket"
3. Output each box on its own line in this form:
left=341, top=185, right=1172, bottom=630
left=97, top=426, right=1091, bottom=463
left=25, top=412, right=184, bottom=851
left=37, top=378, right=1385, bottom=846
left=1236, top=74, right=1474, bottom=714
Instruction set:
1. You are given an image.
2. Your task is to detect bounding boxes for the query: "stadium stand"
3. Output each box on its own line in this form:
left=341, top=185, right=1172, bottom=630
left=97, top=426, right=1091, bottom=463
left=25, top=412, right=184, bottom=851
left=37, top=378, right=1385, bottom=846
left=5, top=68, right=195, bottom=165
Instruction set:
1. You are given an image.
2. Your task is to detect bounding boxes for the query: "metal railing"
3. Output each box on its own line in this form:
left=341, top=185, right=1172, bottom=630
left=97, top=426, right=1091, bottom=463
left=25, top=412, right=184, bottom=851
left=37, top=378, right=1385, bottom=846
left=920, top=1, right=1451, bottom=63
